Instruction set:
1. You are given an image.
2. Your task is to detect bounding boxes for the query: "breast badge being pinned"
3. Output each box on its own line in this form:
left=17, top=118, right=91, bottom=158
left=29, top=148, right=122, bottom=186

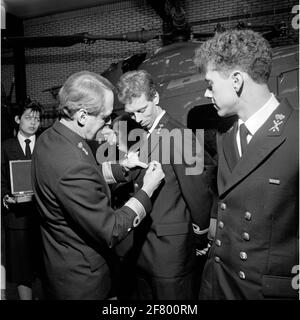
left=77, top=142, right=89, bottom=155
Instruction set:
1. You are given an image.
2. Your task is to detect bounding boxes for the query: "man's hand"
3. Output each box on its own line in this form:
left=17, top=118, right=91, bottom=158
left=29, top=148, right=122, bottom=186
left=142, top=161, right=165, bottom=197
left=3, top=195, right=16, bottom=209
left=121, top=151, right=148, bottom=170
left=98, top=126, right=117, bottom=145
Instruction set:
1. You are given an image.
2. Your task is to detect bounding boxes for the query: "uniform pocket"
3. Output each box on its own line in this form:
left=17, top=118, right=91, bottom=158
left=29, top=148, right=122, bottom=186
left=86, top=253, right=106, bottom=272
left=262, top=275, right=297, bottom=299
left=155, top=222, right=190, bottom=236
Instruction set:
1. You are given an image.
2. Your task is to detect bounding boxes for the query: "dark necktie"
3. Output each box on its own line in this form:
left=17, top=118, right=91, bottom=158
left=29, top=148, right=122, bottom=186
left=25, top=139, right=31, bottom=159
left=239, top=123, right=249, bottom=156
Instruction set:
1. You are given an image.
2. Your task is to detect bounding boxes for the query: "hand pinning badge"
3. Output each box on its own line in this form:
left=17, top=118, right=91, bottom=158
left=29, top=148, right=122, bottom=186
left=269, top=113, right=285, bottom=132
left=77, top=142, right=88, bottom=155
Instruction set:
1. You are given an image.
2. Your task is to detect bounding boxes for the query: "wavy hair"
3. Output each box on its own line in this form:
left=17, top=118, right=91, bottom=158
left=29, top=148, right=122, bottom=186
left=194, top=29, right=272, bottom=83
left=117, top=70, right=157, bottom=104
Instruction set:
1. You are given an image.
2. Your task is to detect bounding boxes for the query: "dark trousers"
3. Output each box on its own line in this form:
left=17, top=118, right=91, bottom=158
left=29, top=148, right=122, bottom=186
left=118, top=263, right=203, bottom=300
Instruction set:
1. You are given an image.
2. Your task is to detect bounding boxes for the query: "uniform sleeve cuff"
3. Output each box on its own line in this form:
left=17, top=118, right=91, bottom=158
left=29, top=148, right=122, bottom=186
left=102, top=161, right=116, bottom=184
left=124, top=190, right=151, bottom=227
left=132, top=189, right=152, bottom=214
left=102, top=162, right=128, bottom=184
left=111, top=163, right=128, bottom=183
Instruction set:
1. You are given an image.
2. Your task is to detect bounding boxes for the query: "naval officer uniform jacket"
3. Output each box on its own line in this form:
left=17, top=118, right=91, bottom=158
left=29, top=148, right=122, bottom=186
left=31, top=120, right=152, bottom=300
left=124, top=112, right=216, bottom=299
left=200, top=98, right=299, bottom=299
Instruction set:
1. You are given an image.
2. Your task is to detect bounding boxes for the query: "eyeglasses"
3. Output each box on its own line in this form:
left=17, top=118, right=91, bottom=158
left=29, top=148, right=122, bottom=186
left=103, top=115, right=111, bottom=125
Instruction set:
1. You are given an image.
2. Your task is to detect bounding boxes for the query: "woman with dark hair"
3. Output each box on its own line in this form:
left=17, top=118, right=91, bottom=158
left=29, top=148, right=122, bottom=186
left=1, top=101, right=43, bottom=300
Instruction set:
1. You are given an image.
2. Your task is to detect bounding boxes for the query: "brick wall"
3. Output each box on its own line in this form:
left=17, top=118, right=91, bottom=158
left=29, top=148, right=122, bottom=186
left=22, top=0, right=162, bottom=106
left=2, top=0, right=298, bottom=128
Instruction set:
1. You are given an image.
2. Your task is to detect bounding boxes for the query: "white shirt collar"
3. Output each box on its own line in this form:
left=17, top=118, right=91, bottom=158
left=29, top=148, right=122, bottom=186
left=17, top=132, right=36, bottom=154
left=236, top=93, right=280, bottom=157
left=147, top=110, right=166, bottom=138
left=238, top=93, right=280, bottom=135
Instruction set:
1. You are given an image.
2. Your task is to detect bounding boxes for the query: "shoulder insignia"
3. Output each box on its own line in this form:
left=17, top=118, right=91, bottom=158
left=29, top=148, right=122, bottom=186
left=269, top=113, right=285, bottom=132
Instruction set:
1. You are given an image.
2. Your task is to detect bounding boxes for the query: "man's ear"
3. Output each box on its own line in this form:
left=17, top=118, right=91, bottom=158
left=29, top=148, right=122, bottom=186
left=153, top=92, right=159, bottom=105
left=231, top=71, right=244, bottom=97
left=76, top=109, right=88, bottom=126
left=14, top=115, right=20, bottom=125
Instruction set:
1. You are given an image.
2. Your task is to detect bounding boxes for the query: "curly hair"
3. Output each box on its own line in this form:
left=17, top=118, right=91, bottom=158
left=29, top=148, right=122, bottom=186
left=117, top=70, right=157, bottom=104
left=194, top=29, right=272, bottom=84
left=58, top=71, right=115, bottom=119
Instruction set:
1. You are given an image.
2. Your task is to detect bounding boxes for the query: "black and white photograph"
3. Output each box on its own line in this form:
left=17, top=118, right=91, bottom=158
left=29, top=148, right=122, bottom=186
left=0, top=0, right=299, bottom=315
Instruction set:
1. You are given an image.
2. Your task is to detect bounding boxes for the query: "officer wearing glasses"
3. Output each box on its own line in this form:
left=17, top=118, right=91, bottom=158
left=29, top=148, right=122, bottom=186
left=31, top=71, right=164, bottom=300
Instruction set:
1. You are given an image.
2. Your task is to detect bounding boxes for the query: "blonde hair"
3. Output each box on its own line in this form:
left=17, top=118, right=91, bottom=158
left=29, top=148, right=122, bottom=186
left=117, top=70, right=157, bottom=104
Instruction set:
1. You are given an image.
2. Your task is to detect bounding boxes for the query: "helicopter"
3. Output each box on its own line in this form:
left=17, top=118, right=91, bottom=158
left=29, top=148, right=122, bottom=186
left=97, top=24, right=297, bottom=138
left=2, top=0, right=299, bottom=143
left=99, top=25, right=298, bottom=158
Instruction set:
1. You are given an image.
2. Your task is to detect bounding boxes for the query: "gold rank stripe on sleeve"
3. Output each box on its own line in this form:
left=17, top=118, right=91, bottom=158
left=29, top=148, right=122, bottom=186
left=124, top=197, right=146, bottom=227
left=102, top=161, right=117, bottom=184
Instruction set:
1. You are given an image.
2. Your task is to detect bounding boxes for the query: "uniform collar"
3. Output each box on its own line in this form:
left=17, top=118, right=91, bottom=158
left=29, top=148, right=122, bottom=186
left=238, top=93, right=280, bottom=135
left=53, top=120, right=91, bottom=156
left=147, top=110, right=166, bottom=138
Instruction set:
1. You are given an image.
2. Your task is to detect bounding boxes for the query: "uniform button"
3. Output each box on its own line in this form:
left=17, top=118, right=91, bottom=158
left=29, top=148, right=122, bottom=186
left=127, top=228, right=132, bottom=232
left=240, top=251, right=248, bottom=260
left=215, top=256, right=221, bottom=263
left=239, top=271, right=246, bottom=279
left=134, top=183, right=139, bottom=189
left=218, top=221, right=224, bottom=229
left=242, top=232, right=250, bottom=241
left=244, top=211, right=252, bottom=221
left=220, top=203, right=227, bottom=210
left=215, top=239, right=221, bottom=247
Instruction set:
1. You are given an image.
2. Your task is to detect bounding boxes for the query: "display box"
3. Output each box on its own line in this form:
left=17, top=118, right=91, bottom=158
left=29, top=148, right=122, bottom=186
left=9, top=160, right=34, bottom=203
